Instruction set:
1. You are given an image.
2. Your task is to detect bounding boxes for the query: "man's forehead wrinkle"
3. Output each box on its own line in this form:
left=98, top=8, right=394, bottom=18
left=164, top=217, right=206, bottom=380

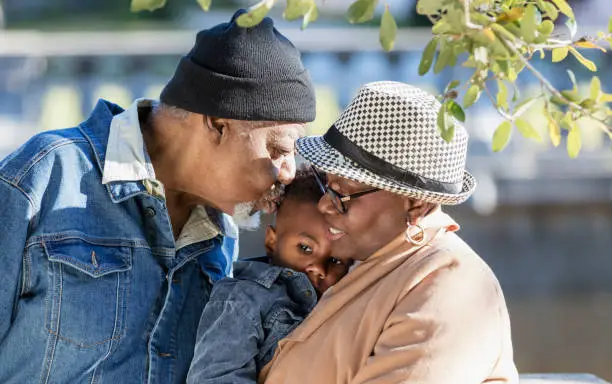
left=268, top=125, right=303, bottom=142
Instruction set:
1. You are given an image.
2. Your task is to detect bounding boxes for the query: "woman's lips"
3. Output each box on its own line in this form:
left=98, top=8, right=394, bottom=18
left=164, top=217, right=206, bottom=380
left=328, top=227, right=346, bottom=241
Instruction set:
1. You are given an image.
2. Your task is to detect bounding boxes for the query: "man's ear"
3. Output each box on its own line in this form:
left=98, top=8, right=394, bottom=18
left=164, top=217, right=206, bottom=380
left=264, top=225, right=277, bottom=257
left=204, top=116, right=226, bottom=144
left=402, top=197, right=436, bottom=225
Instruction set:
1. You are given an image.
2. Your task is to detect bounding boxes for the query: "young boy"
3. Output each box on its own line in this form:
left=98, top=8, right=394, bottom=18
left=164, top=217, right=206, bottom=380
left=186, top=170, right=352, bottom=384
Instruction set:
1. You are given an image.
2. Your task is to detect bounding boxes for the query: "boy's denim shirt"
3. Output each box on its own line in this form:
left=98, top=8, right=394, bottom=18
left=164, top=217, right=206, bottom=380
left=187, top=257, right=318, bottom=384
left=0, top=100, right=238, bottom=384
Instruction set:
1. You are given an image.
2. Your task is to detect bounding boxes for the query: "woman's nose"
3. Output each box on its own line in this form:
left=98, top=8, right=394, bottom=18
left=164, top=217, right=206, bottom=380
left=318, top=193, right=337, bottom=216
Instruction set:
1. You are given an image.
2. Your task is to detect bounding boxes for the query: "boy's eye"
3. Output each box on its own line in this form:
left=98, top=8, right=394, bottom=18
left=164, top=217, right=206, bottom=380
left=298, top=243, right=313, bottom=255
left=329, top=257, right=343, bottom=266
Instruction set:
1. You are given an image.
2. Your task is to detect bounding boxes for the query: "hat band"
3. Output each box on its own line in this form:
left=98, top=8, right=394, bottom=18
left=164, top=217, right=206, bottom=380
left=323, top=125, right=463, bottom=195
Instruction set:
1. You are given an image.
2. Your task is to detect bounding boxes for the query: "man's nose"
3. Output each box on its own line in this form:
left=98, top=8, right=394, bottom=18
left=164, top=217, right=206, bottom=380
left=276, top=154, right=296, bottom=185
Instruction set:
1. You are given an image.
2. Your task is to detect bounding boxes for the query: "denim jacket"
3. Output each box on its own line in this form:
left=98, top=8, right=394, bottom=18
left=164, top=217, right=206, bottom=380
left=187, top=257, right=317, bottom=384
left=0, top=100, right=238, bottom=384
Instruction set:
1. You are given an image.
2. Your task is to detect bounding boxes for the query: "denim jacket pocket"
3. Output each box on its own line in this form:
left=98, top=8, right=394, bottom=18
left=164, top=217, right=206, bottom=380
left=43, top=236, right=132, bottom=348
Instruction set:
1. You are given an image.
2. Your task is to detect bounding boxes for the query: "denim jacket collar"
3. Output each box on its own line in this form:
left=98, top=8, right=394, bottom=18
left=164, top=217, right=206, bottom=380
left=78, top=99, right=148, bottom=204
left=234, top=257, right=292, bottom=289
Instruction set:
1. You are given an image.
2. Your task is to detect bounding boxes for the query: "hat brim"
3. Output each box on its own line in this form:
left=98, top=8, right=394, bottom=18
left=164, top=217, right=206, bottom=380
left=296, top=136, right=476, bottom=205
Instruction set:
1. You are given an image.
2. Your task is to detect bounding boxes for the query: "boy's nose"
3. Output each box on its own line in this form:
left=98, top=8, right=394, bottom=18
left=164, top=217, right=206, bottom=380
left=305, top=263, right=326, bottom=281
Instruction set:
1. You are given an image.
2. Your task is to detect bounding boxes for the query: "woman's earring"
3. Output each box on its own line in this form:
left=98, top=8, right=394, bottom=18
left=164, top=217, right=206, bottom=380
left=405, top=222, right=426, bottom=245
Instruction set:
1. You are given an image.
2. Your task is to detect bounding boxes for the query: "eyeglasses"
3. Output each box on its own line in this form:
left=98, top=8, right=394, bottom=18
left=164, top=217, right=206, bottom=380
left=311, top=166, right=379, bottom=214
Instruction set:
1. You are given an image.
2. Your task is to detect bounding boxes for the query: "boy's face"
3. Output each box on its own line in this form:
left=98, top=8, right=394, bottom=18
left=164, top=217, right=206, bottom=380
left=265, top=199, right=352, bottom=296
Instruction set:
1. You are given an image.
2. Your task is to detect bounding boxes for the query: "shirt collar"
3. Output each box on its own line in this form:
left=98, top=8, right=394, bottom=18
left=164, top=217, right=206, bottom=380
left=102, top=98, right=156, bottom=185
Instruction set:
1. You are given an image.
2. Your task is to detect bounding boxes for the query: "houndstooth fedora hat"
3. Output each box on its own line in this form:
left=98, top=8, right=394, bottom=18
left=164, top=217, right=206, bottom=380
left=296, top=81, right=476, bottom=205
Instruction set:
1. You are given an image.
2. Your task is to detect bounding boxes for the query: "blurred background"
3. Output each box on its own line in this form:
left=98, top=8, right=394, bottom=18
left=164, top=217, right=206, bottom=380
left=0, top=0, right=611, bottom=379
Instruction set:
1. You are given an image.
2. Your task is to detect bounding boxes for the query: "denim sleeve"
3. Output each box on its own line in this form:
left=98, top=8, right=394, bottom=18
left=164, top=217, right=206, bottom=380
left=187, top=294, right=262, bottom=384
left=0, top=177, right=33, bottom=343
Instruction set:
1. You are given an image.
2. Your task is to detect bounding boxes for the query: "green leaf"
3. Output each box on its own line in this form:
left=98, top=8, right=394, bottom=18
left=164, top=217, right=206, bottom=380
left=538, top=20, right=554, bottom=36
left=609, top=16, right=612, bottom=33
left=489, top=39, right=511, bottom=60
left=463, top=85, right=482, bottom=108
left=131, top=0, right=166, bottom=12
left=544, top=107, right=561, bottom=147
left=507, top=67, right=518, bottom=82
left=512, top=97, right=538, bottom=117
left=565, top=18, right=577, bottom=38
left=196, top=0, right=212, bottom=11
left=379, top=6, right=397, bottom=52
left=443, top=124, right=455, bottom=142
left=434, top=43, right=452, bottom=74
left=492, top=121, right=512, bottom=152
left=416, top=0, right=447, bottom=15
left=437, top=104, right=456, bottom=143
left=446, top=100, right=466, bottom=122
left=236, top=0, right=275, bottom=28
left=541, top=2, right=559, bottom=20
left=497, top=80, right=509, bottom=110
left=560, top=90, right=580, bottom=102
left=511, top=83, right=521, bottom=102
left=520, top=5, right=538, bottom=43
left=551, top=47, right=569, bottom=62
left=301, top=4, right=318, bottom=29
left=550, top=0, right=575, bottom=19
left=496, top=7, right=524, bottom=22
left=515, top=118, right=542, bottom=142
left=568, top=47, right=597, bottom=71
left=347, top=0, right=378, bottom=24
left=579, top=99, right=597, bottom=109
left=538, top=48, right=546, bottom=60
left=446, top=80, right=461, bottom=92
left=284, top=0, right=311, bottom=20
left=419, top=37, right=439, bottom=76
left=590, top=76, right=602, bottom=101
left=566, top=124, right=581, bottom=158
left=496, top=60, right=510, bottom=78
left=490, top=22, right=518, bottom=38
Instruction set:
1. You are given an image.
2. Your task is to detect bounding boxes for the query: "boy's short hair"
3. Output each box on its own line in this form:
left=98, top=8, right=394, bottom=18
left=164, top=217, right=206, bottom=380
left=277, top=167, right=323, bottom=214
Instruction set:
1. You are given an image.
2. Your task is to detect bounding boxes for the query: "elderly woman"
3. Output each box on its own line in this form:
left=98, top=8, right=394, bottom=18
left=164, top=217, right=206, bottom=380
left=260, top=82, right=518, bottom=384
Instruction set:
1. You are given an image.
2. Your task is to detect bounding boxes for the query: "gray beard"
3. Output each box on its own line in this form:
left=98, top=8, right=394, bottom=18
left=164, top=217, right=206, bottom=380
left=231, top=201, right=261, bottom=231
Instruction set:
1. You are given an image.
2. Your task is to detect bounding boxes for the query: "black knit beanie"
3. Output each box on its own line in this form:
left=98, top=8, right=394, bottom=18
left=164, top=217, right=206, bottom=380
left=160, top=9, right=316, bottom=122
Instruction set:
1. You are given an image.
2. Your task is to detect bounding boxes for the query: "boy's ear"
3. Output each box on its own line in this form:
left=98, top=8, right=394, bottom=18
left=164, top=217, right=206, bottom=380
left=264, top=225, right=277, bottom=256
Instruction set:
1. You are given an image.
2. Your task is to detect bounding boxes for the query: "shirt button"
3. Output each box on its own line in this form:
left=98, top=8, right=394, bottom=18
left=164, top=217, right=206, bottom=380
left=304, top=290, right=313, bottom=298
left=144, top=207, right=156, bottom=218
left=284, top=271, right=293, bottom=277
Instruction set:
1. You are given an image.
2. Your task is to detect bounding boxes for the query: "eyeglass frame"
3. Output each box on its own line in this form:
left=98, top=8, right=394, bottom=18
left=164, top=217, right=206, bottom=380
left=311, top=166, right=380, bottom=214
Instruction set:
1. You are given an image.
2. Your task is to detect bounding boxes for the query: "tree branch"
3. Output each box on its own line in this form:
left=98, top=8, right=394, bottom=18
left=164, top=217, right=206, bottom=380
left=462, top=0, right=483, bottom=30
left=483, top=84, right=513, bottom=120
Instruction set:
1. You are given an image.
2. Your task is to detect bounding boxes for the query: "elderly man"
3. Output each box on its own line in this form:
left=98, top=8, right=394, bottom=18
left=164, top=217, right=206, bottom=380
left=0, top=10, right=315, bottom=384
